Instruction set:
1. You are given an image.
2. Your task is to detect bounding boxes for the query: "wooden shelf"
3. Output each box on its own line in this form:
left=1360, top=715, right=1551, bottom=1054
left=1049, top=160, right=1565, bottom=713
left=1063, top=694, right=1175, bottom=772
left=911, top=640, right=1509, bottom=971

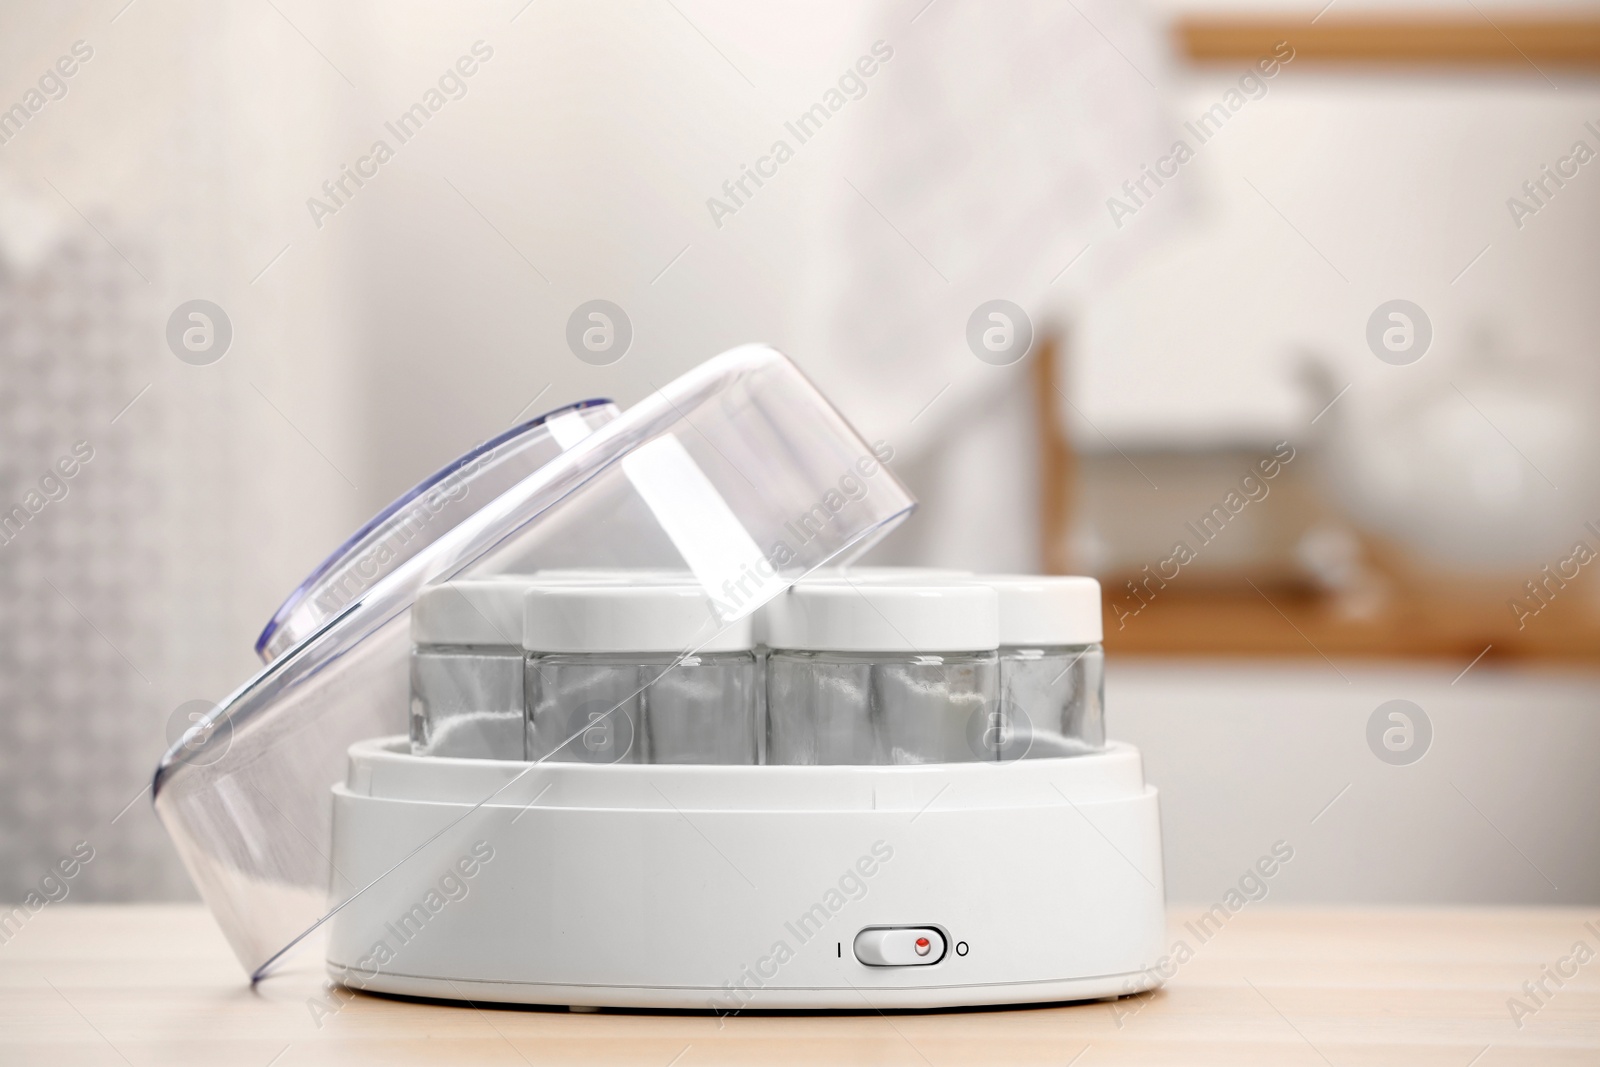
left=1178, top=14, right=1600, bottom=67
left=1101, top=580, right=1600, bottom=664
left=1035, top=337, right=1600, bottom=662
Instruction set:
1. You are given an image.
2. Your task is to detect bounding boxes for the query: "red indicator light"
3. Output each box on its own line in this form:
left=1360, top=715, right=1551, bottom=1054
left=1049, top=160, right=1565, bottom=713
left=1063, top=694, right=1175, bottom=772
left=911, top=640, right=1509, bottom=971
left=914, top=937, right=931, bottom=956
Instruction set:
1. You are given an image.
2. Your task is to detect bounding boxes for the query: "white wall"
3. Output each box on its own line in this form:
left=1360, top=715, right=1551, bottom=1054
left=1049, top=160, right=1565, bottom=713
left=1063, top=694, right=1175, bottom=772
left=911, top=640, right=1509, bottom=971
left=1113, top=660, right=1600, bottom=905
left=1073, top=72, right=1600, bottom=451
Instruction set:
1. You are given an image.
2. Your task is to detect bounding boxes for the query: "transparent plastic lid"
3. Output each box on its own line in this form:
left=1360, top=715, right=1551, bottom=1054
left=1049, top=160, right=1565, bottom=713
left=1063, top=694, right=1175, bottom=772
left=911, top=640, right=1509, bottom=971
left=255, top=399, right=620, bottom=662
left=152, top=345, right=914, bottom=978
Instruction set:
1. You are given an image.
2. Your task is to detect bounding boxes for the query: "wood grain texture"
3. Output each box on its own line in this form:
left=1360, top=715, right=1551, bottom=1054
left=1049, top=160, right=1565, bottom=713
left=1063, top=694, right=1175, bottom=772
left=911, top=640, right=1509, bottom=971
left=1178, top=16, right=1600, bottom=66
left=2, top=904, right=1597, bottom=1065
left=1033, top=334, right=1076, bottom=577
left=1098, top=580, right=1600, bottom=663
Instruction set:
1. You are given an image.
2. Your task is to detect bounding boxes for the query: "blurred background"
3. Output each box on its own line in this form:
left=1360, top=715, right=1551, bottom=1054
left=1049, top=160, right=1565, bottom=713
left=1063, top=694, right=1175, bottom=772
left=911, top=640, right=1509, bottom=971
left=1, top=0, right=1597, bottom=908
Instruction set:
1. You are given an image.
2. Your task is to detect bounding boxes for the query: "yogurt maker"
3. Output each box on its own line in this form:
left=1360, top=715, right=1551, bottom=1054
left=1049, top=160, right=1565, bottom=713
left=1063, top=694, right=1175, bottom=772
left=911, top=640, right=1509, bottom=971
left=153, top=345, right=1164, bottom=1010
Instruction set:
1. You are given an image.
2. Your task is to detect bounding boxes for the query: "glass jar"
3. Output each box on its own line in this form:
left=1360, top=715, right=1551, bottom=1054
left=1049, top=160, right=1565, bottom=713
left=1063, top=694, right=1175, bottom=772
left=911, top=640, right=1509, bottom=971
left=526, top=651, right=756, bottom=764
left=761, top=580, right=999, bottom=765
left=523, top=583, right=757, bottom=764
left=985, top=576, right=1105, bottom=759
left=410, top=579, right=532, bottom=759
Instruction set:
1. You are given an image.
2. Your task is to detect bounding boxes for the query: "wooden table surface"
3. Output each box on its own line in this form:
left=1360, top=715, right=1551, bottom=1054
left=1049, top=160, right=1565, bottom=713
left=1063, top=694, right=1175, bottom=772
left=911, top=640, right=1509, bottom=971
left=2, top=904, right=1597, bottom=1065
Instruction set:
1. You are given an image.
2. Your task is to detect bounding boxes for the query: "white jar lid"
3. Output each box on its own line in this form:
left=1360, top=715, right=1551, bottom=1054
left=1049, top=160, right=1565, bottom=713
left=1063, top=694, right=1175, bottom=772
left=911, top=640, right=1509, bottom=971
left=523, top=583, right=752, bottom=653
left=762, top=579, right=998, bottom=653
left=531, top=568, right=697, bottom=584
left=982, top=575, right=1103, bottom=646
left=411, top=578, right=534, bottom=647
left=805, top=565, right=973, bottom=581
left=751, top=567, right=972, bottom=646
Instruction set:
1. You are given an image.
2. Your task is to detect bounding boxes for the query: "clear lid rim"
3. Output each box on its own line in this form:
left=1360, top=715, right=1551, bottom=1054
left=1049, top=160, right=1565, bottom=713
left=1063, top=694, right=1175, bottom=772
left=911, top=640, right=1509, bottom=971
left=252, top=398, right=614, bottom=660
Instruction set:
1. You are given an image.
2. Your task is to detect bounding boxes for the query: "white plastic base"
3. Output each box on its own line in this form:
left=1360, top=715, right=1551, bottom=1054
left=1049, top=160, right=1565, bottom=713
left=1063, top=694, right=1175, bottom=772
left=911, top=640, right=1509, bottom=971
left=326, top=738, right=1166, bottom=1011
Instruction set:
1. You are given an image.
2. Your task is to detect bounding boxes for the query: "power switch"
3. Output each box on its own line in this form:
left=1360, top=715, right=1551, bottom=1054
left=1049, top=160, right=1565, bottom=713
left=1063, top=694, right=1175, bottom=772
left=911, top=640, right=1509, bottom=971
left=853, top=927, right=947, bottom=967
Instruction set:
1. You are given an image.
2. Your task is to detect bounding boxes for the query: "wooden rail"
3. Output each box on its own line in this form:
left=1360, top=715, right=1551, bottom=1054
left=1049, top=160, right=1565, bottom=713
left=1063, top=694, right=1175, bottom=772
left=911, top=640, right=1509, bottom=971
left=1178, top=15, right=1600, bottom=66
